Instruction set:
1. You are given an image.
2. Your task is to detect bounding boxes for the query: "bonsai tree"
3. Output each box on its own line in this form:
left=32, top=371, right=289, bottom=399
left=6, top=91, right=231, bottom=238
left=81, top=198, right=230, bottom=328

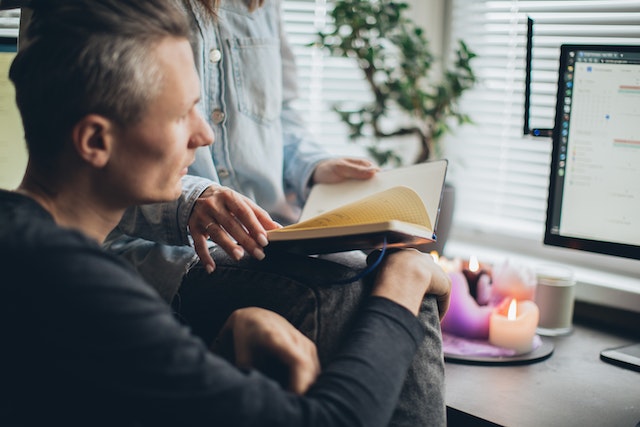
left=315, top=0, right=476, bottom=166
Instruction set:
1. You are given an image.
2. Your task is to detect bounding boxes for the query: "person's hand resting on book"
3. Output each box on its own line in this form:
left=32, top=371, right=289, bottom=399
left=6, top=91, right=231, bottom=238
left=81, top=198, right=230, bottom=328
left=189, top=185, right=282, bottom=273
left=311, top=157, right=380, bottom=184
left=212, top=307, right=321, bottom=395
left=370, top=249, right=451, bottom=320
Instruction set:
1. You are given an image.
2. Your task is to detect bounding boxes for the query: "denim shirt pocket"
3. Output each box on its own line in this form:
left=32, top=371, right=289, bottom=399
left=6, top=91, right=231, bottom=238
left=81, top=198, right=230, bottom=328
left=227, top=37, right=283, bottom=125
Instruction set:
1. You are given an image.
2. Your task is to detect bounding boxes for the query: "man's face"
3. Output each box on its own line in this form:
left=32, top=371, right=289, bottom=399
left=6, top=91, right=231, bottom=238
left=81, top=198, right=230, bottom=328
left=105, top=37, right=213, bottom=205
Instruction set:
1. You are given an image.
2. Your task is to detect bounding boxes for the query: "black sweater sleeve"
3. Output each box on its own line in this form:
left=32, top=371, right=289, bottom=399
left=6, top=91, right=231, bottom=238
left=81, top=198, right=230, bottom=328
left=303, top=297, right=426, bottom=427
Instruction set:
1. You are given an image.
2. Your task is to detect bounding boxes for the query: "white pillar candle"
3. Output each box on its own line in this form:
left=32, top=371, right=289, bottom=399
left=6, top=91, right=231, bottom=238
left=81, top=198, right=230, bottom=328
left=489, top=299, right=539, bottom=354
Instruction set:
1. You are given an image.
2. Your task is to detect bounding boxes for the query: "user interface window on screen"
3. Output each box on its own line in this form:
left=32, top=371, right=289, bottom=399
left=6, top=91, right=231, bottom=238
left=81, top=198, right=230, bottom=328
left=555, top=48, right=640, bottom=248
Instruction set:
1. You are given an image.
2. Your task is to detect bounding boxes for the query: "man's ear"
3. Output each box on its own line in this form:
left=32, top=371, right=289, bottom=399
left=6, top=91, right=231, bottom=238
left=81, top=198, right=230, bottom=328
left=71, top=114, right=116, bottom=168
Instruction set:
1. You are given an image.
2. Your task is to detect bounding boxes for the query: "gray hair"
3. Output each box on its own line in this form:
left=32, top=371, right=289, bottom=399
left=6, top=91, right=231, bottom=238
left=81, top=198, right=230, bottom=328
left=10, top=0, right=192, bottom=160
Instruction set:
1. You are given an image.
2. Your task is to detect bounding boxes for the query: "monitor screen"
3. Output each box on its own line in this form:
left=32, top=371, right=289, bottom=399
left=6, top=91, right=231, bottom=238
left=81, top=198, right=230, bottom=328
left=544, top=44, right=640, bottom=261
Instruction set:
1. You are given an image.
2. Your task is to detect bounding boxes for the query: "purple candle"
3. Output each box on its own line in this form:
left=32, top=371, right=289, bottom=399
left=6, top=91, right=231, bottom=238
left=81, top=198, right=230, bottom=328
left=441, top=271, right=493, bottom=339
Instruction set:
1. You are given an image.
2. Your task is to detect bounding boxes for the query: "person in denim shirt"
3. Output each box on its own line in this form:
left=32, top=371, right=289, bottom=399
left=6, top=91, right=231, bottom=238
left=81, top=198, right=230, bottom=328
left=101, top=1, right=447, bottom=425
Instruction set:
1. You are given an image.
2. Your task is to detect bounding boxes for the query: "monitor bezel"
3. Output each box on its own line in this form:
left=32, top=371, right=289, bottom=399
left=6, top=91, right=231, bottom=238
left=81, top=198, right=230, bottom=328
left=543, top=44, right=640, bottom=261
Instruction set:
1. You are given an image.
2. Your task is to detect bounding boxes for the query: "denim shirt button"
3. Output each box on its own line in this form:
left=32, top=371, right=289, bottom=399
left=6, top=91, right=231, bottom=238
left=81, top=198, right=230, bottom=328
left=209, top=48, right=222, bottom=63
left=217, top=168, right=230, bottom=178
left=211, top=109, right=225, bottom=124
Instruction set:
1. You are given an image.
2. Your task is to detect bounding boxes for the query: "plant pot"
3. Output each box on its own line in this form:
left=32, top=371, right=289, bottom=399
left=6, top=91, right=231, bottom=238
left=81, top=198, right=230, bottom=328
left=417, top=182, right=455, bottom=256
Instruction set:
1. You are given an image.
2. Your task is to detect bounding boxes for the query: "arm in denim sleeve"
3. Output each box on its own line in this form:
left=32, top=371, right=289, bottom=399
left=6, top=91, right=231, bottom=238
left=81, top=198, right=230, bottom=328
left=114, top=175, right=214, bottom=246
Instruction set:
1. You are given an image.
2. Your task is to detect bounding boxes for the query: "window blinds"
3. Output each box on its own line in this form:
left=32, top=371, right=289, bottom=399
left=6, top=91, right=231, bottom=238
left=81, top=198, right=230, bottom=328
left=0, top=8, right=19, bottom=37
left=282, top=0, right=374, bottom=157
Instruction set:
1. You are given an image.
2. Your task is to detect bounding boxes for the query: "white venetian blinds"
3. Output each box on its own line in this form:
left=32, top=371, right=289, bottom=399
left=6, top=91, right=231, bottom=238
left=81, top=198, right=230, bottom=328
left=281, top=0, right=373, bottom=157
left=442, top=0, right=640, bottom=242
left=0, top=8, right=19, bottom=37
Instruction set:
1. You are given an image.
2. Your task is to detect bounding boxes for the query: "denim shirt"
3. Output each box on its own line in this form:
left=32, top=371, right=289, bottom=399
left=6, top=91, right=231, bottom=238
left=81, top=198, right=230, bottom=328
left=105, top=0, right=334, bottom=295
left=187, top=0, right=333, bottom=223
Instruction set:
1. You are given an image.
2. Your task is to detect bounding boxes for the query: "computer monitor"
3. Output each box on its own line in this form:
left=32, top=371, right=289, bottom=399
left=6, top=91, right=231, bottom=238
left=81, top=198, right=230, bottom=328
left=544, top=44, right=640, bottom=261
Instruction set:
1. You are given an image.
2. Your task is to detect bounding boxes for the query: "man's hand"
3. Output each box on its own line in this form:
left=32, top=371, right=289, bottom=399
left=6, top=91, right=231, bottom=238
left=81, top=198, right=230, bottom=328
left=214, top=307, right=321, bottom=395
left=312, top=157, right=379, bottom=185
left=188, top=185, right=281, bottom=273
left=371, top=249, right=451, bottom=320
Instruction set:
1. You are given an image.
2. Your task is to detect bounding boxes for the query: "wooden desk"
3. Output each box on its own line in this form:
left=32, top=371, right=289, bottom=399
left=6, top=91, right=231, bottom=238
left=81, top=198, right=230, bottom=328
left=445, top=324, right=640, bottom=427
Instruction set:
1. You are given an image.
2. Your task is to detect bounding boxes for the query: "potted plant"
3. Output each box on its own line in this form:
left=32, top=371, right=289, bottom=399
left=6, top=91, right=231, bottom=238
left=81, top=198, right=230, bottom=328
left=315, top=0, right=476, bottom=166
left=314, top=0, right=476, bottom=253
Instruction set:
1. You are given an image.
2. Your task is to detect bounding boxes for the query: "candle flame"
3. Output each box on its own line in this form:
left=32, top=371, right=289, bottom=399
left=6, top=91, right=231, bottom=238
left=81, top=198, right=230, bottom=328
left=507, top=299, right=518, bottom=320
left=430, top=251, right=439, bottom=263
left=469, top=254, right=479, bottom=272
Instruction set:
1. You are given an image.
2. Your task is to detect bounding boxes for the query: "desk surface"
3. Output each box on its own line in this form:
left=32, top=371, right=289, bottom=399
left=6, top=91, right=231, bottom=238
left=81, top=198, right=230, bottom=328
left=445, top=324, right=640, bottom=427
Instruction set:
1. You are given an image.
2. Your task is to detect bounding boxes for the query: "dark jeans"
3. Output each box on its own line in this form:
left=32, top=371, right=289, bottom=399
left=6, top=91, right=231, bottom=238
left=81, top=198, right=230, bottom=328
left=171, top=247, right=446, bottom=427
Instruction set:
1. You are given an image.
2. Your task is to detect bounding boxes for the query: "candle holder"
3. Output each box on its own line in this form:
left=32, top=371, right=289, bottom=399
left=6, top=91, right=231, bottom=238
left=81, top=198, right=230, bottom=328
left=443, top=332, right=554, bottom=365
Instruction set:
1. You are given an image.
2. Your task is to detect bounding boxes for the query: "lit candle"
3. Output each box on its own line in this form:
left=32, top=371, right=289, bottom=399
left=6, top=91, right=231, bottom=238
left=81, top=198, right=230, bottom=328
left=489, top=298, right=540, bottom=354
left=462, top=255, right=491, bottom=300
left=441, top=271, right=493, bottom=339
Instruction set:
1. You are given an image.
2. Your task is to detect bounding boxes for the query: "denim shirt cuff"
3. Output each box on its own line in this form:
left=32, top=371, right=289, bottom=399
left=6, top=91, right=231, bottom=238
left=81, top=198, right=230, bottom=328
left=177, top=175, right=218, bottom=245
left=296, top=154, right=334, bottom=202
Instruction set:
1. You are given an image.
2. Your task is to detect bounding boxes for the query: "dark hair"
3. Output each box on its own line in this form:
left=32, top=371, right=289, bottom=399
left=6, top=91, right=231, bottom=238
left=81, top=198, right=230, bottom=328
left=9, top=0, right=191, bottom=160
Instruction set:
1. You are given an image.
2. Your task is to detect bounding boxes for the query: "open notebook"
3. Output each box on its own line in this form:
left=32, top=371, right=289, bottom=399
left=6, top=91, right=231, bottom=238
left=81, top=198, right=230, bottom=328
left=267, top=160, right=448, bottom=254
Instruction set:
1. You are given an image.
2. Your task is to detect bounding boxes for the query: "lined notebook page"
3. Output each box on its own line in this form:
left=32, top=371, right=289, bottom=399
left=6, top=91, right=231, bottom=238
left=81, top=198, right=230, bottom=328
left=281, top=186, right=432, bottom=231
